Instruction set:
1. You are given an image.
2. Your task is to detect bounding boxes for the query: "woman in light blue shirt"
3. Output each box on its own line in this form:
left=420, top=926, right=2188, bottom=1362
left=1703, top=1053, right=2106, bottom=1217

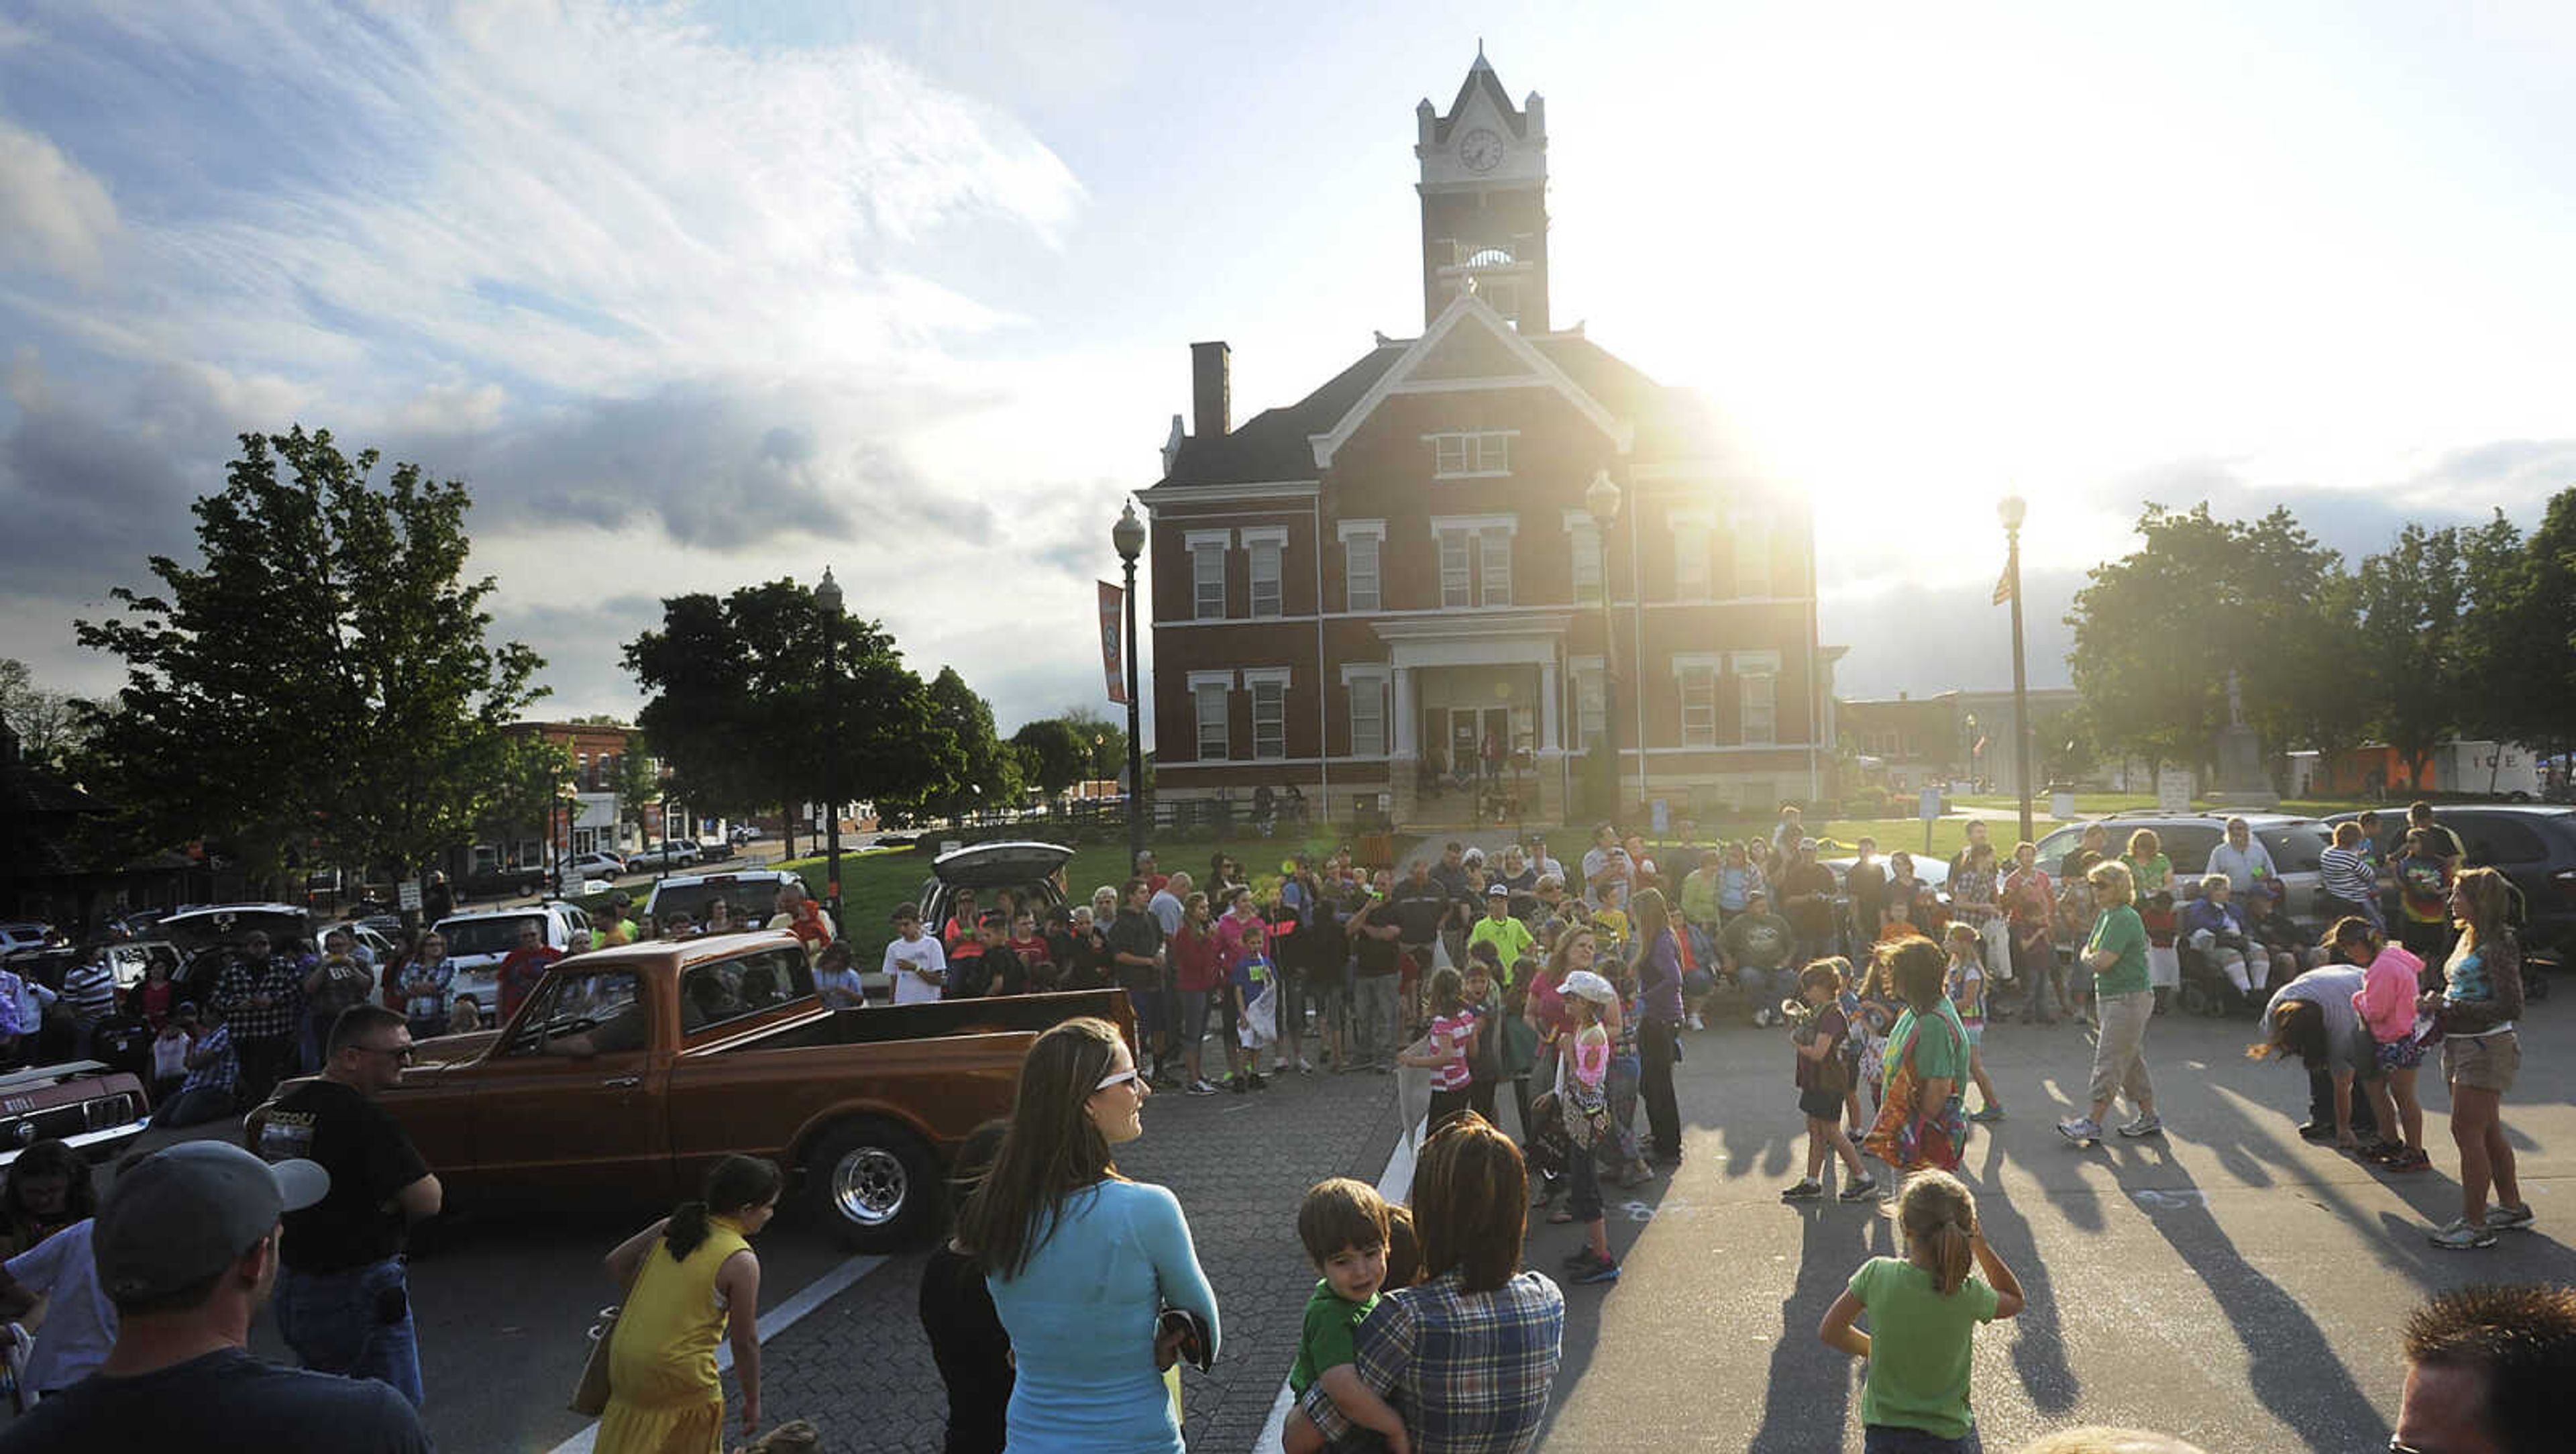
left=959, top=1017, right=1220, bottom=1452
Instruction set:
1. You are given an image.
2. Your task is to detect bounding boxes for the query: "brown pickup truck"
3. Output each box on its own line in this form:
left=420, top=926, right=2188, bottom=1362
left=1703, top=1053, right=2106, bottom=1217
left=371, top=929, right=1129, bottom=1251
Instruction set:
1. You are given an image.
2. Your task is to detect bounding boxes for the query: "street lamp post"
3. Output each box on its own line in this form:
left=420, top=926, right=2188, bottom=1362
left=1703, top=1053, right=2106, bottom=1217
left=1585, top=470, right=1623, bottom=819
left=2000, top=494, right=2034, bottom=845
left=1112, top=502, right=1148, bottom=874
left=816, top=567, right=845, bottom=924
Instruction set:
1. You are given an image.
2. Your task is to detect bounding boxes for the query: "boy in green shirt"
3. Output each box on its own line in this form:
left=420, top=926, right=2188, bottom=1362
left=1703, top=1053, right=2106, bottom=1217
left=1466, top=884, right=1536, bottom=986
left=1289, top=1178, right=1409, bottom=1449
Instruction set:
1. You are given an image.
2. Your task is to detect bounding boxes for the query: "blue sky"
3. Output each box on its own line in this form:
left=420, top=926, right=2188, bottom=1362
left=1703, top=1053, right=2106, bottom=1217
left=5, top=1, right=2574, bottom=736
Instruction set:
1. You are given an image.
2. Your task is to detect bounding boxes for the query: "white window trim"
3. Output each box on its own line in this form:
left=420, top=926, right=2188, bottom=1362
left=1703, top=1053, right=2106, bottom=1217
left=1430, top=513, right=1520, bottom=537
left=1670, top=510, right=1714, bottom=598
left=1240, top=666, right=1293, bottom=688
left=1183, top=529, right=1232, bottom=552
left=1244, top=530, right=1285, bottom=619
left=1334, top=519, right=1388, bottom=543
left=1729, top=650, right=1784, bottom=675
left=1187, top=530, right=1230, bottom=622
left=1670, top=652, right=1725, bottom=678
left=1236, top=525, right=1288, bottom=549
left=1425, top=429, right=1519, bottom=480
left=1478, top=528, right=1512, bottom=607
left=1340, top=664, right=1391, bottom=760
left=1338, top=519, right=1385, bottom=614
left=1244, top=668, right=1291, bottom=762
left=1188, top=670, right=1235, bottom=763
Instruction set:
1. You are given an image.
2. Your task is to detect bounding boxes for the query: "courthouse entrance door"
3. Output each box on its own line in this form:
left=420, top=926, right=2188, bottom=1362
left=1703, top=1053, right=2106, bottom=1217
left=1446, top=707, right=1511, bottom=779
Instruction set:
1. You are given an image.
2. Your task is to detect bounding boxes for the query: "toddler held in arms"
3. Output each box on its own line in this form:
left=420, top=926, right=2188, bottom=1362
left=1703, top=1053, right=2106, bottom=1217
left=1285, top=1178, right=1411, bottom=1454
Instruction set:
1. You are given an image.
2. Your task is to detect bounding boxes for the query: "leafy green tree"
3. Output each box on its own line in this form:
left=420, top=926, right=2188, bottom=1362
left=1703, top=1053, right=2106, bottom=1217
left=624, top=580, right=959, bottom=848
left=1060, top=705, right=1127, bottom=782
left=478, top=734, right=576, bottom=864
left=883, top=668, right=1021, bottom=825
left=0, top=659, right=87, bottom=769
left=2355, top=524, right=2467, bottom=788
left=1012, top=717, right=1089, bottom=802
left=75, top=428, right=543, bottom=888
left=2455, top=494, right=2576, bottom=766
left=612, top=739, right=663, bottom=846
left=2066, top=503, right=2347, bottom=776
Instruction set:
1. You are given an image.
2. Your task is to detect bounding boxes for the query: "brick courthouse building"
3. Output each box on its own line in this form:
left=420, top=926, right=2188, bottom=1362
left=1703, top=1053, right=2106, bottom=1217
left=1140, top=53, right=1835, bottom=829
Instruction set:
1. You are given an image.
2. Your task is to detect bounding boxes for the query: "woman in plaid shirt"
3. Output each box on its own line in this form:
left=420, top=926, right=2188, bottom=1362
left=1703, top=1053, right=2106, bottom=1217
left=1285, top=1117, right=1565, bottom=1454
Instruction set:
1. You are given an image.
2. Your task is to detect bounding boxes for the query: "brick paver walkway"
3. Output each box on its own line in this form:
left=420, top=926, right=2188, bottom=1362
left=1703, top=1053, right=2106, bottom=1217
left=741, top=1066, right=1407, bottom=1451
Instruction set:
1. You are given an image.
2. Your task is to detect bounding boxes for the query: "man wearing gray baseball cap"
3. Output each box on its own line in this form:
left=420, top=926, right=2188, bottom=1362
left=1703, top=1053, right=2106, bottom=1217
left=0, top=1141, right=429, bottom=1451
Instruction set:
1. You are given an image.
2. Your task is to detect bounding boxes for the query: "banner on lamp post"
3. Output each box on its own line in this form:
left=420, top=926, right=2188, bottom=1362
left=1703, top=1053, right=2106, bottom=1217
left=1099, top=581, right=1128, bottom=705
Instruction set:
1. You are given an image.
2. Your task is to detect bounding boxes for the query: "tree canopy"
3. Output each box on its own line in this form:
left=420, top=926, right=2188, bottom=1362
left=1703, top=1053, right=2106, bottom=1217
left=623, top=580, right=960, bottom=835
left=74, top=427, right=543, bottom=886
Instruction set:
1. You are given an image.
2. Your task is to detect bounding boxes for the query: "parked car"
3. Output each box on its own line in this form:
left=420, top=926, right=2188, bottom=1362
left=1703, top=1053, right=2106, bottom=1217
left=278, top=931, right=1134, bottom=1250
left=2326, top=804, right=2576, bottom=964
left=0, top=923, right=54, bottom=954
left=433, top=902, right=596, bottom=1017
left=729, top=825, right=764, bottom=845
left=461, top=864, right=546, bottom=898
left=641, top=870, right=807, bottom=935
left=0, top=1059, right=152, bottom=1171
left=556, top=851, right=629, bottom=882
left=2032, top=813, right=2330, bottom=925
left=696, top=836, right=739, bottom=864
left=156, top=904, right=315, bottom=1005
left=629, top=839, right=706, bottom=872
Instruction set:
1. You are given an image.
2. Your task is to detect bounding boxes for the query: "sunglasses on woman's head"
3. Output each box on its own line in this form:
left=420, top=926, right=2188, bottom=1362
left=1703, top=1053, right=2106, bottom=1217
left=1095, top=1067, right=1140, bottom=1092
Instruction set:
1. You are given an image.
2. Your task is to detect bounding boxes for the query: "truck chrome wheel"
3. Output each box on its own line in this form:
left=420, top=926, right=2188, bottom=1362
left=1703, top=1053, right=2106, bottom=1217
left=831, top=1145, right=907, bottom=1227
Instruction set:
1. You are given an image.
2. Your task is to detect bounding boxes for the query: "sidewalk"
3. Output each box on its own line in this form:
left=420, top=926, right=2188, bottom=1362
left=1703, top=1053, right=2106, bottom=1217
left=737, top=1064, right=1407, bottom=1451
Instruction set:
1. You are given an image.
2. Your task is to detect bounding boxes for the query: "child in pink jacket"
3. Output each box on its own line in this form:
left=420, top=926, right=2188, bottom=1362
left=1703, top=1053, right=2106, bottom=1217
left=2349, top=925, right=2429, bottom=1172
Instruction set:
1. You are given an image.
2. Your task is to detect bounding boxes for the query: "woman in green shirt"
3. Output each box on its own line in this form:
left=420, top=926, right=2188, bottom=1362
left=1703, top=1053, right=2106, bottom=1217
left=2057, top=860, right=2163, bottom=1145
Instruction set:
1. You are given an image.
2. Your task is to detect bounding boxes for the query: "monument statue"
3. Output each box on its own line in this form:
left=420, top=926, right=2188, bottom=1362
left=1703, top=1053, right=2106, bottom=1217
left=2210, top=667, right=2277, bottom=808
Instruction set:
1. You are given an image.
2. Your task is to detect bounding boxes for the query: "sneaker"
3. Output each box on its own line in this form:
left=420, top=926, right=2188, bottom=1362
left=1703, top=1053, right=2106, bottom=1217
left=1780, top=1178, right=1824, bottom=1202
left=2488, top=1202, right=2537, bottom=1231
left=1186, top=1078, right=1219, bottom=1096
left=1749, top=1009, right=1768, bottom=1028
left=1229, top=1076, right=1248, bottom=1095
left=2296, top=1121, right=2337, bottom=1144
left=1577, top=1257, right=1621, bottom=1286
left=2383, top=1147, right=2433, bottom=1174
left=1837, top=1176, right=1880, bottom=1202
left=1247, top=1072, right=1269, bottom=1091
left=1297, top=1057, right=1315, bottom=1075
left=2116, top=1115, right=2165, bottom=1139
left=1686, top=1014, right=1705, bottom=1031
left=1969, top=1104, right=2006, bottom=1123
left=2056, top=1116, right=2102, bottom=1145
left=2428, top=1218, right=2497, bottom=1251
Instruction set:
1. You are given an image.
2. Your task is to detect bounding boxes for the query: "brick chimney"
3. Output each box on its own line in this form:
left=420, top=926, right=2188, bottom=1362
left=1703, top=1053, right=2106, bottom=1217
left=1191, top=341, right=1230, bottom=437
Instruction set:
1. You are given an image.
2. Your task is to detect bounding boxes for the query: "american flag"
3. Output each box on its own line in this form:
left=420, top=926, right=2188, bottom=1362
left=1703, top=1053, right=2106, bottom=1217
left=1992, top=565, right=2014, bottom=607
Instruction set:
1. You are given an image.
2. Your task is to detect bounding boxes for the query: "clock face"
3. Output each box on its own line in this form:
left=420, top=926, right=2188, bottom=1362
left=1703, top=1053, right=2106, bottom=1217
left=1459, top=127, right=1504, bottom=173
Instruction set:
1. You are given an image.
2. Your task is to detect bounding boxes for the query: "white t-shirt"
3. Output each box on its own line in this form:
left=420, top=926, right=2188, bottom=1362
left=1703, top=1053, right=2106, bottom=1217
left=882, top=934, right=947, bottom=1005
left=7, top=1220, right=117, bottom=1394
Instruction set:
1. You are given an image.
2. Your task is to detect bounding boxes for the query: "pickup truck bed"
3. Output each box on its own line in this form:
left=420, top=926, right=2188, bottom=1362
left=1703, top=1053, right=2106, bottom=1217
left=371, top=931, right=1129, bottom=1251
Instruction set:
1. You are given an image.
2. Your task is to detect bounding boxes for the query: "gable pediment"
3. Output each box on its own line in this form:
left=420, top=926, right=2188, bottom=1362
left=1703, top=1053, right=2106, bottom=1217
left=1307, top=291, right=1631, bottom=469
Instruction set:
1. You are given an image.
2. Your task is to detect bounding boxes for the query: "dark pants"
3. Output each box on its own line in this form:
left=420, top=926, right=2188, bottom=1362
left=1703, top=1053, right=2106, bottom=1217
left=2308, top=1065, right=2379, bottom=1137
left=152, top=1084, right=237, bottom=1128
left=235, top=1034, right=294, bottom=1106
left=1429, top=1085, right=1472, bottom=1133
left=1466, top=1076, right=1499, bottom=1129
left=1865, top=1424, right=1984, bottom=1453
left=1510, top=1074, right=1535, bottom=1143
left=1639, top=1016, right=1682, bottom=1161
left=1568, top=1131, right=1605, bottom=1223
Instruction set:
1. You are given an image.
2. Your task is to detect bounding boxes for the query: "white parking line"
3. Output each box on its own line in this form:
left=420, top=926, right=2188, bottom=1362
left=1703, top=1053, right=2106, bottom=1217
left=1252, top=1115, right=1422, bottom=1454
left=545, top=1251, right=887, bottom=1454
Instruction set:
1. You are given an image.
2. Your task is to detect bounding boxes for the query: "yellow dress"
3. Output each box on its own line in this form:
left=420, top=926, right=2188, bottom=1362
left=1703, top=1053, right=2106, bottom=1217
left=596, top=1216, right=751, bottom=1454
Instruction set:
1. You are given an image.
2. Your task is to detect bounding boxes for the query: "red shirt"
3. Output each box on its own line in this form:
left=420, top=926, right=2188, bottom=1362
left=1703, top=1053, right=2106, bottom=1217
left=497, top=945, right=563, bottom=1021
left=1171, top=926, right=1224, bottom=993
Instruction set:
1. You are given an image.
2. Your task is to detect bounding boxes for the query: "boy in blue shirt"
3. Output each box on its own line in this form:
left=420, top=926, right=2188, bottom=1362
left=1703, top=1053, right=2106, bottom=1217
left=1289, top=1178, right=1409, bottom=1451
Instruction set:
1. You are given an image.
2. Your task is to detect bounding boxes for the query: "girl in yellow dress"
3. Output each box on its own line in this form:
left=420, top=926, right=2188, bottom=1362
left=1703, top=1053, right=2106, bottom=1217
left=597, top=1155, right=782, bottom=1453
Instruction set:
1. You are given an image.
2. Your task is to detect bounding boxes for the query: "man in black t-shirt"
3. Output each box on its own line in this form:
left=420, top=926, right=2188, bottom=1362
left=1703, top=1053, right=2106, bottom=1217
left=1777, top=838, right=1841, bottom=964
left=1391, top=859, right=1452, bottom=1035
left=1845, top=837, right=1888, bottom=949
left=255, top=1004, right=440, bottom=1408
left=1107, top=879, right=1171, bottom=1084
left=1348, top=876, right=1406, bottom=1072
left=0, top=1141, right=428, bottom=1453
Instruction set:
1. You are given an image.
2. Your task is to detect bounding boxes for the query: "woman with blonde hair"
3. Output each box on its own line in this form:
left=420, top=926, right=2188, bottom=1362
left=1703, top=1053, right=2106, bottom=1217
left=2425, top=868, right=2533, bottom=1249
left=2057, top=860, right=2161, bottom=1147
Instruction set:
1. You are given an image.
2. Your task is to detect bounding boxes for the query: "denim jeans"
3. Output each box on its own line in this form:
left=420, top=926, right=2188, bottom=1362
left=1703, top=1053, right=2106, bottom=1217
left=152, top=1084, right=237, bottom=1129
left=275, top=1257, right=425, bottom=1407
left=1352, top=974, right=1399, bottom=1068
left=1737, top=964, right=1790, bottom=1011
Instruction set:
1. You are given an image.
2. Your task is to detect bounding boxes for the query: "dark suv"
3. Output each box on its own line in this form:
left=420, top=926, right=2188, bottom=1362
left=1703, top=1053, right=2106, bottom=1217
left=2327, top=804, right=2576, bottom=964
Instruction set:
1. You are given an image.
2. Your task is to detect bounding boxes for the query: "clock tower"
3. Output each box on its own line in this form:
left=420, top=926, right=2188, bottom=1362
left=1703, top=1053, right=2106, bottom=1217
left=1415, top=46, right=1549, bottom=332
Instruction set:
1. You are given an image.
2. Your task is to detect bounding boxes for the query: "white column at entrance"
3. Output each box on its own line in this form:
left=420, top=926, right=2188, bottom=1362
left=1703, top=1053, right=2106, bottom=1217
left=1539, top=662, right=1561, bottom=751
left=1392, top=667, right=1418, bottom=757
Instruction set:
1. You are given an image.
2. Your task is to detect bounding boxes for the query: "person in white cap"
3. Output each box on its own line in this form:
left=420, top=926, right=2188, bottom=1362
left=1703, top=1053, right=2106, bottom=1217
left=0, top=1141, right=428, bottom=1451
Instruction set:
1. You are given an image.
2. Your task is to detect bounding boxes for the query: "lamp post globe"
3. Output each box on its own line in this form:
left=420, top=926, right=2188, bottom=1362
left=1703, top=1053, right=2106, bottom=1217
left=816, top=566, right=843, bottom=920
left=1998, top=494, right=2027, bottom=532
left=1112, top=503, right=1147, bottom=874
left=1585, top=469, right=1621, bottom=529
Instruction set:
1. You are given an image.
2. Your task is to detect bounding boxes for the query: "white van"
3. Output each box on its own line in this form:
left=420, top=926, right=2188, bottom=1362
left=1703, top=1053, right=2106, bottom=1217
left=433, top=901, right=594, bottom=1017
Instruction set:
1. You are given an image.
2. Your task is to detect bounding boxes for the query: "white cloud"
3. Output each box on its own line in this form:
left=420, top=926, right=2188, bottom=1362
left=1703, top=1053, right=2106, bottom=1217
left=0, top=119, right=118, bottom=284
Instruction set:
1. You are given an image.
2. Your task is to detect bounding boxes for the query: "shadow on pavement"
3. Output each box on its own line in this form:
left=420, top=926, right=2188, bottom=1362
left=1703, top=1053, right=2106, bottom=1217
left=1970, top=1135, right=2081, bottom=1416
left=1746, top=1200, right=1892, bottom=1453
left=2117, top=1135, right=2394, bottom=1454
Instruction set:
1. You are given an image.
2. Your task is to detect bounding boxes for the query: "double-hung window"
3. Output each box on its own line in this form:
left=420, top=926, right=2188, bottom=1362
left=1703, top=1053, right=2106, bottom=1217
left=1733, top=519, right=1773, bottom=599
left=1344, top=669, right=1388, bottom=757
left=1571, top=658, right=1607, bottom=749
left=1438, top=530, right=1474, bottom=608
left=1187, top=531, right=1229, bottom=620
left=1245, top=669, right=1289, bottom=761
left=1479, top=530, right=1513, bottom=607
left=1735, top=651, right=1781, bottom=745
left=1428, top=431, right=1513, bottom=479
left=1339, top=521, right=1385, bottom=613
left=1675, top=656, right=1721, bottom=747
left=1190, top=672, right=1232, bottom=760
left=1242, top=528, right=1285, bottom=619
left=1673, top=515, right=1713, bottom=599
